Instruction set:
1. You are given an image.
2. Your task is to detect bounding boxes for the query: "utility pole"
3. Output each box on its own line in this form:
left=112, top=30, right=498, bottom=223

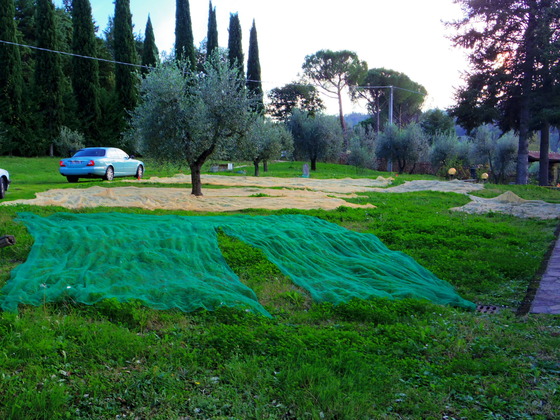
left=388, top=85, right=394, bottom=125
left=387, top=85, right=394, bottom=171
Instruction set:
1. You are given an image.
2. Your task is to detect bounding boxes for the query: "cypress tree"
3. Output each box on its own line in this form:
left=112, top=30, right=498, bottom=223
left=175, top=0, right=196, bottom=68
left=14, top=0, right=37, bottom=87
left=35, top=0, right=64, bottom=153
left=206, top=1, right=218, bottom=58
left=0, top=0, right=24, bottom=153
left=71, top=0, right=100, bottom=143
left=14, top=0, right=36, bottom=44
left=247, top=19, right=263, bottom=113
left=227, top=13, right=244, bottom=76
left=141, top=15, right=158, bottom=75
left=114, top=0, right=139, bottom=115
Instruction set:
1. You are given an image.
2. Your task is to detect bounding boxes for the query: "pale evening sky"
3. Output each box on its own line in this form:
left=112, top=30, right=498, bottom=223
left=55, top=0, right=470, bottom=115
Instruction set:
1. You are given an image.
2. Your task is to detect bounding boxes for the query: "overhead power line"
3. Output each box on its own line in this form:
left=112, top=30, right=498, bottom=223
left=0, top=39, right=425, bottom=94
left=0, top=39, right=149, bottom=69
left=0, top=38, right=429, bottom=113
left=354, top=84, right=427, bottom=96
left=0, top=38, right=268, bottom=84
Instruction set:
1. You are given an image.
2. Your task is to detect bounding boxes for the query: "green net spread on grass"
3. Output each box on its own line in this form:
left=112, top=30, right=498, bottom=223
left=0, top=213, right=476, bottom=315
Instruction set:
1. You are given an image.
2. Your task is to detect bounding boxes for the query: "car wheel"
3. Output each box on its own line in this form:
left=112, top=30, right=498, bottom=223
left=66, top=176, right=79, bottom=183
left=135, top=165, right=144, bottom=179
left=104, top=166, right=114, bottom=181
left=0, top=179, right=5, bottom=199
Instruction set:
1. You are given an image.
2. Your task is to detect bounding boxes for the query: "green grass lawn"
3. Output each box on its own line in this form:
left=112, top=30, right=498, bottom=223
left=0, top=158, right=559, bottom=419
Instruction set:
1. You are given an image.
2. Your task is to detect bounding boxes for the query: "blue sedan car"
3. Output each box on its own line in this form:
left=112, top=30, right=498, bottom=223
left=59, top=147, right=144, bottom=183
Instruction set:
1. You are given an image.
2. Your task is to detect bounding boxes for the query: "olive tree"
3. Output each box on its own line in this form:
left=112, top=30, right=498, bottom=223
left=470, top=125, right=518, bottom=184
left=376, top=124, right=428, bottom=174
left=429, top=132, right=460, bottom=174
left=347, top=125, right=376, bottom=172
left=128, top=55, right=256, bottom=196
left=287, top=109, right=343, bottom=171
left=238, top=117, right=293, bottom=176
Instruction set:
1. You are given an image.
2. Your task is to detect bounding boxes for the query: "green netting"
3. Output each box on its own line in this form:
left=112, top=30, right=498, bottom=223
left=0, top=213, right=476, bottom=314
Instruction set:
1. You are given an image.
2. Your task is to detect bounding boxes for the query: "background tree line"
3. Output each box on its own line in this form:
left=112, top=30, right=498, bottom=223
left=0, top=0, right=149, bottom=156
left=0, top=0, right=272, bottom=159
left=1, top=0, right=559, bottom=186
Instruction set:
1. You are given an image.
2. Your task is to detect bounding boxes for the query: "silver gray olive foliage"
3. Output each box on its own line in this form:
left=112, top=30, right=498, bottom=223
left=128, top=53, right=258, bottom=167
left=429, top=132, right=460, bottom=172
left=239, top=116, right=294, bottom=163
left=376, top=123, right=428, bottom=173
left=470, top=124, right=518, bottom=183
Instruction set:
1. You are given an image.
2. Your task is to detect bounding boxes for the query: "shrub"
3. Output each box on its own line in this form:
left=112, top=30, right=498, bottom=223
left=53, top=126, right=85, bottom=157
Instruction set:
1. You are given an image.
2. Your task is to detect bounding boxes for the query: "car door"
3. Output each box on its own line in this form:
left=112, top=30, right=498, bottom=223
left=116, top=149, right=137, bottom=176
left=108, top=149, right=128, bottom=176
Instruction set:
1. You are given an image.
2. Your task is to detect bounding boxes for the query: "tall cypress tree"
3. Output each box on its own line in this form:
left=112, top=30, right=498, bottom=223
left=14, top=0, right=37, bottom=89
left=114, top=0, right=138, bottom=119
left=141, top=15, right=158, bottom=75
left=227, top=13, right=244, bottom=76
left=71, top=0, right=100, bottom=143
left=206, top=1, right=218, bottom=58
left=0, top=0, right=24, bottom=154
left=35, top=0, right=64, bottom=153
left=175, top=0, right=196, bottom=68
left=247, top=19, right=263, bottom=113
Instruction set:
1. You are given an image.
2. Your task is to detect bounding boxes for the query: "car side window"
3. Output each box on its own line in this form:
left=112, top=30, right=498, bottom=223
left=111, top=149, right=128, bottom=159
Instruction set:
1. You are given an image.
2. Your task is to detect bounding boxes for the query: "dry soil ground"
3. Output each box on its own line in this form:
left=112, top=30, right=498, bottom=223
left=3, top=176, right=559, bottom=218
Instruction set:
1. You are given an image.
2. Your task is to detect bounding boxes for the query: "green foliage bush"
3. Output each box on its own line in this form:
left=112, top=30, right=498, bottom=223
left=53, top=126, right=85, bottom=157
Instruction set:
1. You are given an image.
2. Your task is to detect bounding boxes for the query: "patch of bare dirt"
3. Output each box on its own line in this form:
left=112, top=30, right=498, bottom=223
left=368, top=179, right=485, bottom=194
left=133, top=174, right=394, bottom=193
left=2, top=186, right=376, bottom=211
left=3, top=176, right=557, bottom=218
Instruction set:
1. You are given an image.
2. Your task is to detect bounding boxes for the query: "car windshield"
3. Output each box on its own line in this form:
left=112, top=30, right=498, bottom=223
left=73, top=149, right=106, bottom=158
